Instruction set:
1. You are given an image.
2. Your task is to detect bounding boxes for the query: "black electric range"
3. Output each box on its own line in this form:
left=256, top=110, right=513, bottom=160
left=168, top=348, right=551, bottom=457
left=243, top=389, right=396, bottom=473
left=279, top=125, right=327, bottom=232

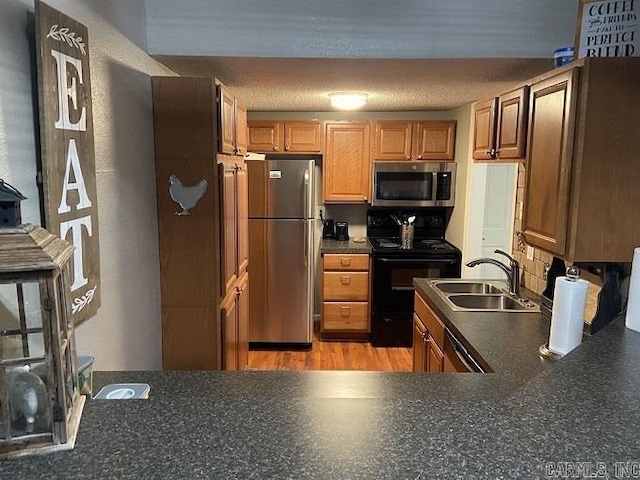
left=367, top=208, right=462, bottom=347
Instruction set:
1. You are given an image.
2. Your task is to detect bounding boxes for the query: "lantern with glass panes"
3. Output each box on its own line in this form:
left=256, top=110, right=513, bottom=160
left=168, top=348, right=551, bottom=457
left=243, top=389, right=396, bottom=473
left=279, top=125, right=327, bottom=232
left=0, top=180, right=84, bottom=458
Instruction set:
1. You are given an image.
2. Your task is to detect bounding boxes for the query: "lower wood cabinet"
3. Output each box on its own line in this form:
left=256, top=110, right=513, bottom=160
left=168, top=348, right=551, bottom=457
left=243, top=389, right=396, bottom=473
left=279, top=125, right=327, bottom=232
left=413, top=292, right=444, bottom=373
left=321, top=253, right=370, bottom=337
left=221, top=272, right=249, bottom=371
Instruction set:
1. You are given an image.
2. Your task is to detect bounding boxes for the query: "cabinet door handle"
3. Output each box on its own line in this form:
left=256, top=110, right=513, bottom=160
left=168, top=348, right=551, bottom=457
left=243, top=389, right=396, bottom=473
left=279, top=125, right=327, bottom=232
left=340, top=276, right=351, bottom=285
left=340, top=258, right=351, bottom=266
left=340, top=306, right=351, bottom=317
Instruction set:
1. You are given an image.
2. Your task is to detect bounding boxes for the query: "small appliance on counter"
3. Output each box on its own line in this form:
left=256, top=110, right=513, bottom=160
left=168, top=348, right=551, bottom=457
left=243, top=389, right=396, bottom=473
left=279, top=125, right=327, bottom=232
left=320, top=212, right=335, bottom=240
left=335, top=221, right=349, bottom=241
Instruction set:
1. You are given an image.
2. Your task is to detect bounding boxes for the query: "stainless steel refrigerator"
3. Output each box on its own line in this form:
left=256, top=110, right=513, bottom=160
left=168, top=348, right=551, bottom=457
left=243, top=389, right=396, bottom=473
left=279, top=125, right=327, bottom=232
left=247, top=157, right=315, bottom=345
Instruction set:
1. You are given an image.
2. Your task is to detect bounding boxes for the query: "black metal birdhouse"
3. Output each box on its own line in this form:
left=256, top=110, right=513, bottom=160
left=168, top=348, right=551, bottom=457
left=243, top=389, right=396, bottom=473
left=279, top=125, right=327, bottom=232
left=0, top=180, right=26, bottom=228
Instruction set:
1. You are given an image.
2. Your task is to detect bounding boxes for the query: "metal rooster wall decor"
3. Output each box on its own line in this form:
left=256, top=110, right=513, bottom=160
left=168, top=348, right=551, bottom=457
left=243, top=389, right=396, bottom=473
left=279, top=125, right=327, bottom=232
left=168, top=175, right=208, bottom=216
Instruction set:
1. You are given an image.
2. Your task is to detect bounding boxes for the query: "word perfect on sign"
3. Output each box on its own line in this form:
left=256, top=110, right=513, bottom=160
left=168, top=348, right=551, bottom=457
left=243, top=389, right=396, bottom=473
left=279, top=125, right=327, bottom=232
left=35, top=0, right=101, bottom=324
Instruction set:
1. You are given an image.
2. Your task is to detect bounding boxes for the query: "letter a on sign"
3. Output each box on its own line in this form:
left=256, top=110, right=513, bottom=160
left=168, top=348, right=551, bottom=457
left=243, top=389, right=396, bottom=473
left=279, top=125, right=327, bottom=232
left=35, top=1, right=101, bottom=324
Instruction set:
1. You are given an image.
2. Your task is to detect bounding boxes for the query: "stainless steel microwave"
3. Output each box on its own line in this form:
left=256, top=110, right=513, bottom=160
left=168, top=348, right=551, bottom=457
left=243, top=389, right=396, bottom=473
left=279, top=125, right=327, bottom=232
left=371, top=162, right=456, bottom=207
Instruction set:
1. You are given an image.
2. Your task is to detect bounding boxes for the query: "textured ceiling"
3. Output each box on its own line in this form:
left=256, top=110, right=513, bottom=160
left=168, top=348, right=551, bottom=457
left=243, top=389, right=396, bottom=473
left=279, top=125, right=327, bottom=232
left=152, top=56, right=555, bottom=112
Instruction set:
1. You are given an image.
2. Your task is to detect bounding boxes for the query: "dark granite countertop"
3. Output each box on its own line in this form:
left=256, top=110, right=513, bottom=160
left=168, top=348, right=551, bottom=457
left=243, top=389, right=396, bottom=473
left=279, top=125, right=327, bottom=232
left=3, top=282, right=640, bottom=479
left=320, top=238, right=371, bottom=254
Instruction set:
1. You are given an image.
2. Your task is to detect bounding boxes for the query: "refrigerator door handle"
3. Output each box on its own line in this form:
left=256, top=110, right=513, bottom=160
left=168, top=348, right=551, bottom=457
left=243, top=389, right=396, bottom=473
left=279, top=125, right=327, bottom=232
left=304, top=220, right=308, bottom=267
left=303, top=169, right=310, bottom=218
left=303, top=169, right=310, bottom=267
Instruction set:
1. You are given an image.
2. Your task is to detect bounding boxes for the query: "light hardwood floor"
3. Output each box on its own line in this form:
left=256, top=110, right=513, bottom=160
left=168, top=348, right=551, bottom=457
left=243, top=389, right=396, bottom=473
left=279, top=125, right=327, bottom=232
left=248, top=332, right=413, bottom=372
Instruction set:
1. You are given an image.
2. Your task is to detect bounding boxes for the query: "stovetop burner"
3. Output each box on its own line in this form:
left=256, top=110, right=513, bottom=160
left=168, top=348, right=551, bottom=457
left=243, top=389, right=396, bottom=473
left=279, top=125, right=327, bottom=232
left=419, top=239, right=453, bottom=251
left=376, top=238, right=401, bottom=248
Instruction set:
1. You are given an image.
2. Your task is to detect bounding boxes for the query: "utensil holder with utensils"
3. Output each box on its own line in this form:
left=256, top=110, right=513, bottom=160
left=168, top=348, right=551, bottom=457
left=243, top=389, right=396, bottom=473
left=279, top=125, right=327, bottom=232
left=400, top=224, right=414, bottom=249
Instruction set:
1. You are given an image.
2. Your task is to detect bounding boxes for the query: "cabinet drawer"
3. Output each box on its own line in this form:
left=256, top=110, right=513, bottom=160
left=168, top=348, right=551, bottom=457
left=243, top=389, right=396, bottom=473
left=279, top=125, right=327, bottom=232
left=323, top=254, right=369, bottom=271
left=414, top=292, right=445, bottom=350
left=323, top=272, right=369, bottom=301
left=322, top=302, right=369, bottom=332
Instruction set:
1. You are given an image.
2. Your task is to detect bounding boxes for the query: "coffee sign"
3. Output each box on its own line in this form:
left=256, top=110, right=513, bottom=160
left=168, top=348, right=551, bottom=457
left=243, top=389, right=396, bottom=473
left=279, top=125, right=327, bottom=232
left=577, top=0, right=638, bottom=58
left=35, top=1, right=100, bottom=324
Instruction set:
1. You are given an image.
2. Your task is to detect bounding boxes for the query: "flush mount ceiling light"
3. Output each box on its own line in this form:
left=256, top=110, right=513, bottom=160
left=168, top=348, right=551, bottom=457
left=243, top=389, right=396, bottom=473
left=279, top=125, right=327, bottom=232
left=329, top=92, right=368, bottom=110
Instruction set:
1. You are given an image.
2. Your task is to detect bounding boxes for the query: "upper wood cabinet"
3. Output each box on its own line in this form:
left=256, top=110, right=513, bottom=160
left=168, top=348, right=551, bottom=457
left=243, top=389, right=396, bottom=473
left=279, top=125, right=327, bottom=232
left=323, top=122, right=371, bottom=203
left=217, top=83, right=247, bottom=156
left=472, top=98, right=497, bottom=160
left=247, top=120, right=322, bottom=153
left=522, top=70, right=577, bottom=257
left=523, top=57, right=640, bottom=263
left=373, top=120, right=456, bottom=161
left=473, top=86, right=529, bottom=161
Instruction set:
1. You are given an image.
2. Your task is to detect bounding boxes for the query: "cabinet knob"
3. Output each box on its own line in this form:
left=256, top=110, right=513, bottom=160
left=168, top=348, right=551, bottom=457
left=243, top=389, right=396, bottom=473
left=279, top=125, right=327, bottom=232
left=340, top=276, right=351, bottom=285
left=285, top=145, right=290, bottom=151
left=273, top=146, right=279, bottom=151
left=406, top=155, right=411, bottom=160
left=417, top=155, right=423, bottom=160
left=485, top=148, right=496, bottom=158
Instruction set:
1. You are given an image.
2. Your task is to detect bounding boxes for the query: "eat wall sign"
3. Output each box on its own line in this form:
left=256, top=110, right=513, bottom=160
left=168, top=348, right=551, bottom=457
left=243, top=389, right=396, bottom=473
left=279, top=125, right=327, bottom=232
left=35, top=1, right=100, bottom=325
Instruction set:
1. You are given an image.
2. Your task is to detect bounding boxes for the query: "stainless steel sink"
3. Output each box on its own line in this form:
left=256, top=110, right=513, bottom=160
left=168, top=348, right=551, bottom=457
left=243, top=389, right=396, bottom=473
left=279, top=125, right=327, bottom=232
left=429, top=279, right=540, bottom=313
left=447, top=294, right=534, bottom=311
left=432, top=281, right=502, bottom=294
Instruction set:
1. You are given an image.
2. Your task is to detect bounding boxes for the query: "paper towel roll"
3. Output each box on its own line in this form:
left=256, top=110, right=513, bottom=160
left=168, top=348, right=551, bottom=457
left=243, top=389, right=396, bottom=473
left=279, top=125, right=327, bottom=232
left=548, top=276, right=589, bottom=355
left=625, top=247, right=640, bottom=333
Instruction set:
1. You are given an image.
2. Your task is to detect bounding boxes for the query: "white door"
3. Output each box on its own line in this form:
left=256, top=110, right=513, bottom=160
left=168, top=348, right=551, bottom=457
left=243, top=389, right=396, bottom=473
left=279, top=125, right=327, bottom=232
left=478, top=164, right=517, bottom=278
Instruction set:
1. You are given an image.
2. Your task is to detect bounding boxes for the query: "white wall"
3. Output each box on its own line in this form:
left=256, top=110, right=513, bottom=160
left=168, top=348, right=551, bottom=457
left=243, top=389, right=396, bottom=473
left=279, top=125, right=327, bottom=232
left=0, top=0, right=175, bottom=370
left=443, top=103, right=471, bottom=253
left=144, top=0, right=578, bottom=58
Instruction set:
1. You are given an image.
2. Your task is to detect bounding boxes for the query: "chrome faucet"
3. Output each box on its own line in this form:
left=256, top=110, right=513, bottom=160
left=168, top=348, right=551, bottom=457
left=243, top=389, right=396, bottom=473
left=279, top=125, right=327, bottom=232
left=466, top=249, right=521, bottom=296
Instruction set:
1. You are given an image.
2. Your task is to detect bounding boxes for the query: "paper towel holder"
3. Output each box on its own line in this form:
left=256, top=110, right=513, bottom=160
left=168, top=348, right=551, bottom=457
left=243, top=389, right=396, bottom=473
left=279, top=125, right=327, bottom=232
left=538, top=266, right=583, bottom=361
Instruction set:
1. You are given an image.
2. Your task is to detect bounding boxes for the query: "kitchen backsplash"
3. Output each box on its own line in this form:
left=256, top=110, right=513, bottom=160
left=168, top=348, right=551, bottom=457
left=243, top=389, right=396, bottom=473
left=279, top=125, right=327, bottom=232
left=512, top=164, right=601, bottom=324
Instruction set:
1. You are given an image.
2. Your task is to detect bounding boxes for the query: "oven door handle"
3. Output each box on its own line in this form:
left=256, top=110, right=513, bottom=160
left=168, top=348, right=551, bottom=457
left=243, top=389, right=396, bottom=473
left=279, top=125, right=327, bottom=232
left=376, top=257, right=458, bottom=264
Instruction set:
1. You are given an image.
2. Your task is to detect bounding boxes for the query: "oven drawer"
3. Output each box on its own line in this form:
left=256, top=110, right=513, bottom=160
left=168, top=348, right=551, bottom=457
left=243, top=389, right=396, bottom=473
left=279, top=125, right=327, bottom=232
left=323, top=272, right=369, bottom=301
left=414, top=292, right=445, bottom=350
left=323, top=254, right=369, bottom=271
left=322, top=302, right=369, bottom=331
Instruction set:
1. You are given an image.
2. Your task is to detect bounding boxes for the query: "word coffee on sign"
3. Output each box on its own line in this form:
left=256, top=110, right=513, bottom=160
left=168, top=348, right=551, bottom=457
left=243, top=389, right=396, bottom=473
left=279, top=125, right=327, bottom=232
left=36, top=1, right=101, bottom=324
left=578, top=0, right=638, bottom=58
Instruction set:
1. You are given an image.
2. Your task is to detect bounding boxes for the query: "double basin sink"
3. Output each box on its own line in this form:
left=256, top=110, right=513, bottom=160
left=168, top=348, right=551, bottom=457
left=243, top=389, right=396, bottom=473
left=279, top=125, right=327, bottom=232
left=430, top=279, right=540, bottom=313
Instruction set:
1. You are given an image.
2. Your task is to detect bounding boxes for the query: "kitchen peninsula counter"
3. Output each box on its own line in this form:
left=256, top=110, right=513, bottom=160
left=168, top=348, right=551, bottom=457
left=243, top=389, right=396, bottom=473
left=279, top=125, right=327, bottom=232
left=3, top=316, right=640, bottom=478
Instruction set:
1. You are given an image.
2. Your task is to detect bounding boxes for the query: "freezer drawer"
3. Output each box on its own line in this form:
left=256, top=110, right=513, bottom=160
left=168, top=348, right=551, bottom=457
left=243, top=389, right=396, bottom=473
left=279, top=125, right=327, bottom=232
left=248, top=218, right=313, bottom=343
